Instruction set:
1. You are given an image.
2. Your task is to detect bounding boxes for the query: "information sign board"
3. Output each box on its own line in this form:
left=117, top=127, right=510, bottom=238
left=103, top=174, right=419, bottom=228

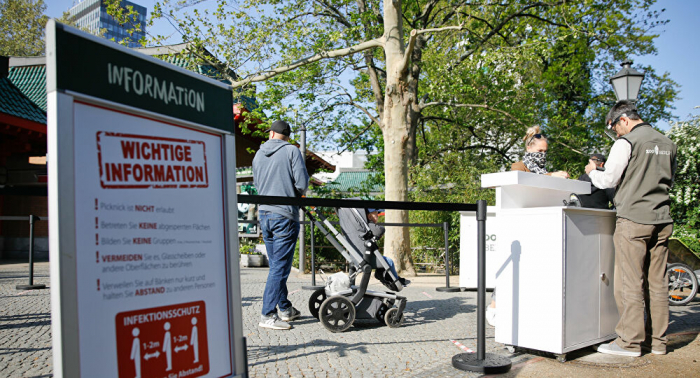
left=46, top=20, right=245, bottom=378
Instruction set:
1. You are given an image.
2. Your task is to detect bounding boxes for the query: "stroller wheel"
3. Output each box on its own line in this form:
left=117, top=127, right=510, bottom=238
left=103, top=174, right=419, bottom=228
left=308, top=288, right=327, bottom=319
left=384, top=307, right=404, bottom=328
left=319, top=296, right=356, bottom=333
left=376, top=303, right=389, bottom=323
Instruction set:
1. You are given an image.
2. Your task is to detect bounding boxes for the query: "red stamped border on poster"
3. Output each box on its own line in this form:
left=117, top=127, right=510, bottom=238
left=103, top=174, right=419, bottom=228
left=97, top=132, right=209, bottom=189
left=115, top=301, right=210, bottom=378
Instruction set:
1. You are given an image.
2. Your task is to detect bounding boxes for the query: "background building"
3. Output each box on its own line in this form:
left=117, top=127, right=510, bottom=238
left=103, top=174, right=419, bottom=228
left=67, top=0, right=147, bottom=48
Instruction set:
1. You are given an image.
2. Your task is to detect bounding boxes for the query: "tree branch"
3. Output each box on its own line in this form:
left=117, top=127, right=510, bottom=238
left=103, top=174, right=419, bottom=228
left=336, top=122, right=376, bottom=154
left=420, top=102, right=527, bottom=126
left=549, top=139, right=587, bottom=156
left=453, top=2, right=563, bottom=66
left=231, top=38, right=383, bottom=88
left=313, top=0, right=353, bottom=28
left=417, top=0, right=441, bottom=23
left=428, top=143, right=511, bottom=161
left=399, top=24, right=464, bottom=74
left=339, top=101, right=381, bottom=126
left=399, top=29, right=418, bottom=75
left=422, top=115, right=478, bottom=138
left=415, top=24, right=465, bottom=36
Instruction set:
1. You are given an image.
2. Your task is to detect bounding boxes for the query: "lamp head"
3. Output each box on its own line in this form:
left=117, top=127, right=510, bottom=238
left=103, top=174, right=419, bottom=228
left=609, top=61, right=645, bottom=102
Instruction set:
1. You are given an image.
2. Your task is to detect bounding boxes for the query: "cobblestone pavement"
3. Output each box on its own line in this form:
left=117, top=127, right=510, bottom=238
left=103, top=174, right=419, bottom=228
left=0, top=262, right=52, bottom=378
left=1, top=262, right=699, bottom=377
left=242, top=268, right=508, bottom=378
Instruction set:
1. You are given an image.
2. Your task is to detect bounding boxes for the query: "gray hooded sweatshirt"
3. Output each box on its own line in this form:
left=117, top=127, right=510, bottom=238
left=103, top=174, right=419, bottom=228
left=252, top=139, right=309, bottom=221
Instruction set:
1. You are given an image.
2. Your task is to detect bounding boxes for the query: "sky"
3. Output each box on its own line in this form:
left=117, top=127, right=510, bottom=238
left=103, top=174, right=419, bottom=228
left=45, top=0, right=699, bottom=130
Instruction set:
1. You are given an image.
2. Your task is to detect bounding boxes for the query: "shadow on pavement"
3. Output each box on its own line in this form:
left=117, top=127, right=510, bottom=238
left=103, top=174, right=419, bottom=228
left=0, top=313, right=50, bottom=321
left=0, top=347, right=52, bottom=356
left=247, top=337, right=459, bottom=366
left=241, top=295, right=261, bottom=307
left=406, top=297, right=476, bottom=325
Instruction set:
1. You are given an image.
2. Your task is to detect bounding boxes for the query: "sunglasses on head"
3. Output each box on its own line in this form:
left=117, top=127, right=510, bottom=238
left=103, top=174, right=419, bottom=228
left=527, top=133, right=544, bottom=145
left=607, top=110, right=638, bottom=130
left=608, top=114, right=626, bottom=130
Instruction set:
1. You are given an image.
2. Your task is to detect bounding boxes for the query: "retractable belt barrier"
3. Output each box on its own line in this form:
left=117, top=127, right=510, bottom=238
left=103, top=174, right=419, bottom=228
left=239, top=219, right=453, bottom=289
left=237, top=195, right=511, bottom=373
left=237, top=194, right=478, bottom=212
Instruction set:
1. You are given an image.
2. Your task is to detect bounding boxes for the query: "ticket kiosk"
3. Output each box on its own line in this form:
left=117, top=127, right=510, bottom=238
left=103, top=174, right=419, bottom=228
left=462, top=171, right=619, bottom=361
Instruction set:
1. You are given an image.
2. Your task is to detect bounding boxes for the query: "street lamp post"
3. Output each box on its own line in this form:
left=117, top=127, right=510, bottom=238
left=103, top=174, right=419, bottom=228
left=609, top=61, right=645, bottom=102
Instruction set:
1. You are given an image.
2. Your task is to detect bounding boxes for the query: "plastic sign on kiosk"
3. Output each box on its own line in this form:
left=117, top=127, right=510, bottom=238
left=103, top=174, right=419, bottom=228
left=46, top=20, right=246, bottom=377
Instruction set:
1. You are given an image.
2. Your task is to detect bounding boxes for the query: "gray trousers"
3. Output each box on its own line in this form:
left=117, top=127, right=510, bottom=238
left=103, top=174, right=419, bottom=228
left=612, top=218, right=672, bottom=352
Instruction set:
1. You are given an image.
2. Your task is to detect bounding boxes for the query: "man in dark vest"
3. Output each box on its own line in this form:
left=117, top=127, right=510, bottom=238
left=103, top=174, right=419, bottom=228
left=585, top=100, right=677, bottom=357
left=578, top=153, right=615, bottom=209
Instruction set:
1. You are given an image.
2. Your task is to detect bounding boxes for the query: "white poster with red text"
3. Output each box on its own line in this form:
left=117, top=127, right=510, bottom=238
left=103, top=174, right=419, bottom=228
left=73, top=102, right=232, bottom=378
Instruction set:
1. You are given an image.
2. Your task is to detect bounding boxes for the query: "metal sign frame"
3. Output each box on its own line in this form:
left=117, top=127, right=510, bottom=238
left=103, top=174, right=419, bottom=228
left=46, top=20, right=245, bottom=377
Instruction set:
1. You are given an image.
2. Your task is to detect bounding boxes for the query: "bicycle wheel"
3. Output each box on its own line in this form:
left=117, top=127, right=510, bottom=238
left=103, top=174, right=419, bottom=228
left=668, top=263, right=698, bottom=306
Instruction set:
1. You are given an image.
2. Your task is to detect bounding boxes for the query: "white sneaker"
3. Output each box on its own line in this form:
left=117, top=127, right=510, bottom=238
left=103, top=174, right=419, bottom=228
left=597, top=342, right=641, bottom=357
left=259, top=313, right=291, bottom=330
left=279, top=306, right=301, bottom=321
left=486, top=306, right=496, bottom=327
left=642, top=345, right=667, bottom=355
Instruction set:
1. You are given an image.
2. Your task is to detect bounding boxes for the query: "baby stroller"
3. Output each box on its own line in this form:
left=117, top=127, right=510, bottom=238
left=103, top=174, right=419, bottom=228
left=303, top=205, right=408, bottom=333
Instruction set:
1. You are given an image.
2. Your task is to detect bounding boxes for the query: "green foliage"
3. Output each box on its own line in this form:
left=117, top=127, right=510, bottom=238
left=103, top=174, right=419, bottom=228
left=146, top=0, right=680, bottom=270
left=409, top=0, right=678, bottom=180
left=673, top=227, right=700, bottom=259
left=238, top=238, right=259, bottom=254
left=147, top=0, right=678, bottom=177
left=667, top=114, right=700, bottom=231
left=0, top=0, right=48, bottom=56
left=409, top=150, right=499, bottom=271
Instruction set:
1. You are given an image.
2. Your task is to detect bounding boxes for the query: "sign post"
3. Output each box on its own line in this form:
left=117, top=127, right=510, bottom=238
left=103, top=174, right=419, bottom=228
left=46, top=20, right=246, bottom=377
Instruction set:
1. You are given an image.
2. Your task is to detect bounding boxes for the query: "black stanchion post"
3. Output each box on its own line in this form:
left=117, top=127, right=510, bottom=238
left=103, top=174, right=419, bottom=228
left=452, top=200, right=510, bottom=373
left=437, top=221, right=460, bottom=292
left=310, top=225, right=316, bottom=285
left=16, top=215, right=46, bottom=291
left=302, top=221, right=323, bottom=290
left=477, top=206, right=485, bottom=360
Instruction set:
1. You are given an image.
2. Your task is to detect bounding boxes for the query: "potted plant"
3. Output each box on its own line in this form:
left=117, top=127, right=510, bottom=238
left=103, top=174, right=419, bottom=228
left=255, top=243, right=268, bottom=265
left=240, top=238, right=264, bottom=267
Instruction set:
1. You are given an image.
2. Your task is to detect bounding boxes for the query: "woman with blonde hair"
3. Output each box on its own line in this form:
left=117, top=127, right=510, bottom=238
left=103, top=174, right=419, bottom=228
left=487, top=126, right=569, bottom=327
left=511, top=125, right=569, bottom=178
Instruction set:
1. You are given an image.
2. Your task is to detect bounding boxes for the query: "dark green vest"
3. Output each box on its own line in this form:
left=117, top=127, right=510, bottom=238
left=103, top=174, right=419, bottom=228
left=615, top=124, right=677, bottom=224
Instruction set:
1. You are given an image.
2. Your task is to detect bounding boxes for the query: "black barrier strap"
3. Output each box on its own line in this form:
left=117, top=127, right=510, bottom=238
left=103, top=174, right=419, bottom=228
left=237, top=195, right=478, bottom=212
left=238, top=220, right=445, bottom=228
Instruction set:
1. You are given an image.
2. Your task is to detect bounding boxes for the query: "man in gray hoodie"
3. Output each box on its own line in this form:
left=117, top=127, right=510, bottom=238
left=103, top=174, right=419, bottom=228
left=253, top=120, right=309, bottom=330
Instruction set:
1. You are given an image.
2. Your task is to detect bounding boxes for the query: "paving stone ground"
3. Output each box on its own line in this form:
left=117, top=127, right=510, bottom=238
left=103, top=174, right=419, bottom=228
left=0, top=263, right=52, bottom=378
left=1, top=261, right=699, bottom=377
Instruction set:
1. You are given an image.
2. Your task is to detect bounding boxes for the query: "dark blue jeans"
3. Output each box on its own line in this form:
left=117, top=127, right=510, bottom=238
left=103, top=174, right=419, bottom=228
left=383, top=256, right=400, bottom=280
left=259, top=211, right=300, bottom=316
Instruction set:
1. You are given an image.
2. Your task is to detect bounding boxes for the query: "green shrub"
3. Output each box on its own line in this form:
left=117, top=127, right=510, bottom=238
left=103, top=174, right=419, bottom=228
left=672, top=225, right=700, bottom=259
left=239, top=238, right=260, bottom=255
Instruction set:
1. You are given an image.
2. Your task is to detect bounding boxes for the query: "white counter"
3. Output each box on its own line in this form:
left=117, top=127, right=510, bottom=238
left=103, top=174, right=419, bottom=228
left=459, top=171, right=592, bottom=289
left=459, top=171, right=618, bottom=356
left=494, top=206, right=618, bottom=354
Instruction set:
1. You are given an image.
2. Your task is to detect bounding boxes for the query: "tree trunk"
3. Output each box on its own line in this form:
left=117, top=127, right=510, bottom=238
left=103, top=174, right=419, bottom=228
left=381, top=0, right=416, bottom=276
left=406, top=35, right=426, bottom=165
left=383, top=114, right=416, bottom=276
